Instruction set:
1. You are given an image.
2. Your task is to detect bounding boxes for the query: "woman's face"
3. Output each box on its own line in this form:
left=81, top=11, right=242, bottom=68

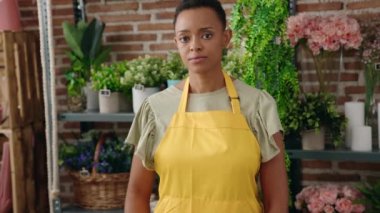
left=174, top=7, right=231, bottom=75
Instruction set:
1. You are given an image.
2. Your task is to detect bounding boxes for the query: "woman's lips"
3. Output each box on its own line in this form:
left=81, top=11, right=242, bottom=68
left=188, top=56, right=207, bottom=64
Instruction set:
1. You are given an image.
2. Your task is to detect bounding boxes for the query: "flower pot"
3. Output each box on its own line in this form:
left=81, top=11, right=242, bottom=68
left=132, top=86, right=159, bottom=113
left=67, top=94, right=85, bottom=112
left=119, top=93, right=132, bottom=112
left=0, top=0, right=21, bottom=31
left=301, top=128, right=325, bottom=150
left=167, top=79, right=181, bottom=87
left=99, top=91, right=120, bottom=113
left=84, top=82, right=99, bottom=112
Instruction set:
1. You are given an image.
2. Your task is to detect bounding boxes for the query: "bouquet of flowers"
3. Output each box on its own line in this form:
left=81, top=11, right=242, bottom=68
left=286, top=13, right=362, bottom=93
left=295, top=184, right=365, bottom=213
left=359, top=21, right=380, bottom=123
left=59, top=131, right=133, bottom=174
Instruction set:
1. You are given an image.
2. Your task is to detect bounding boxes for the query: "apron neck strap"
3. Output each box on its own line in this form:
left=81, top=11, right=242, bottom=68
left=178, top=72, right=241, bottom=113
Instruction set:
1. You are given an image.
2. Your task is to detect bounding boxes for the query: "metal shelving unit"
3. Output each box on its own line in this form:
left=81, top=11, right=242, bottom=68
left=287, top=149, right=380, bottom=162
left=58, top=112, right=135, bottom=122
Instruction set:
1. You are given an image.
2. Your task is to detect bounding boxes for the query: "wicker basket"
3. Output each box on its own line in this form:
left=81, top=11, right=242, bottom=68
left=70, top=133, right=130, bottom=209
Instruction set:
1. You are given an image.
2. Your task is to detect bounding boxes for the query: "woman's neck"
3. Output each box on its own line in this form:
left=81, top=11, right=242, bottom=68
left=188, top=70, right=225, bottom=93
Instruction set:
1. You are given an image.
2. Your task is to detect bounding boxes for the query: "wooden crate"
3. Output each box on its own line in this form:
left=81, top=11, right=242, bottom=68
left=0, top=123, right=46, bottom=213
left=0, top=31, right=44, bottom=129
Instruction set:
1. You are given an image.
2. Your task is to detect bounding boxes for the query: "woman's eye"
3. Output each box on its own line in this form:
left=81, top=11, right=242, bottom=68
left=179, top=36, right=190, bottom=43
left=202, top=32, right=213, bottom=40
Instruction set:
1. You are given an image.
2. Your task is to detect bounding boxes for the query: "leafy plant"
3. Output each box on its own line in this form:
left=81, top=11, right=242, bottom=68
left=91, top=62, right=128, bottom=93
left=222, top=48, right=246, bottom=80
left=357, top=181, right=380, bottom=213
left=59, top=131, right=133, bottom=173
left=162, top=52, right=187, bottom=80
left=120, top=55, right=165, bottom=88
left=284, top=93, right=346, bottom=148
left=63, top=18, right=111, bottom=96
left=230, top=0, right=300, bottom=131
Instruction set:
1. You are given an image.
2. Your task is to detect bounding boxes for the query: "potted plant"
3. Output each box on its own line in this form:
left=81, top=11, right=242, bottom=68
left=59, top=131, right=133, bottom=209
left=62, top=18, right=111, bottom=112
left=91, top=62, right=127, bottom=113
left=285, top=93, right=346, bottom=150
left=162, top=52, right=187, bottom=87
left=120, top=55, right=165, bottom=113
left=222, top=48, right=246, bottom=80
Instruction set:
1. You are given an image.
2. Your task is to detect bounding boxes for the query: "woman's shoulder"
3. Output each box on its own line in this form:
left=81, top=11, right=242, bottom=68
left=234, top=79, right=275, bottom=105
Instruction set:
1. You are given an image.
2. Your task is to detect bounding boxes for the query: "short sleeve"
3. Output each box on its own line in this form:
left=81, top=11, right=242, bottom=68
left=252, top=91, right=283, bottom=162
left=124, top=100, right=156, bottom=170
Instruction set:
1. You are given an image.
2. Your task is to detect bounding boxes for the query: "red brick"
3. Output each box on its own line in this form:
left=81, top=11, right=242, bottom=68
left=142, top=1, right=178, bottom=10
left=54, top=28, right=64, bottom=37
left=56, top=88, right=67, bottom=96
left=63, top=122, right=81, bottom=129
left=104, top=25, right=134, bottom=33
left=302, top=160, right=332, bottom=169
left=138, top=23, right=173, bottom=31
left=149, top=43, right=176, bottom=51
left=347, top=0, right=380, bottom=10
left=100, top=14, right=151, bottom=23
left=367, top=176, right=380, bottom=184
left=59, top=132, right=81, bottom=140
left=116, top=53, right=145, bottom=61
left=106, top=34, right=157, bottom=43
left=53, top=8, right=73, bottom=17
left=302, top=84, right=337, bottom=93
left=53, top=18, right=73, bottom=27
left=345, top=86, right=365, bottom=94
left=297, top=2, right=343, bottom=12
left=337, top=96, right=352, bottom=105
left=302, top=173, right=361, bottom=182
left=108, top=44, right=144, bottom=52
left=345, top=62, right=364, bottom=70
left=162, top=33, right=175, bottom=40
left=20, top=10, right=38, bottom=18
left=53, top=0, right=72, bottom=6
left=156, top=12, right=175, bottom=20
left=58, top=99, right=67, bottom=105
left=55, top=38, right=67, bottom=46
left=351, top=13, right=380, bottom=22
left=301, top=73, right=339, bottom=82
left=21, top=19, right=39, bottom=28
left=19, top=0, right=37, bottom=7
left=338, top=162, right=380, bottom=171
left=87, top=2, right=139, bottom=13
left=340, top=73, right=359, bottom=81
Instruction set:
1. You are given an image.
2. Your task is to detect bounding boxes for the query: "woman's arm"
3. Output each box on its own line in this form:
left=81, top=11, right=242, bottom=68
left=124, top=155, right=156, bottom=213
left=260, top=131, right=289, bottom=213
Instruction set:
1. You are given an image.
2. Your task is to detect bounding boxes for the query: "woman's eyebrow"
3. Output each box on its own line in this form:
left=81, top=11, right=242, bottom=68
left=176, top=27, right=214, bottom=34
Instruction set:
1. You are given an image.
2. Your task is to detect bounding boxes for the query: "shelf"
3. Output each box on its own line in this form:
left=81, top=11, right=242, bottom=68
left=58, top=112, right=135, bottom=122
left=286, top=149, right=380, bottom=162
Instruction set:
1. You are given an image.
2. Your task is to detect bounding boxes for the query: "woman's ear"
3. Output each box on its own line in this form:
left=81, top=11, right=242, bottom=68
left=223, top=29, right=232, bottom=47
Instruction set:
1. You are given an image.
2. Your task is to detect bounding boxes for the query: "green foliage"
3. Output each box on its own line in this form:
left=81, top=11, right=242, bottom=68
left=121, top=55, right=165, bottom=88
left=162, top=52, right=188, bottom=80
left=230, top=0, right=300, bottom=128
left=283, top=93, right=346, bottom=148
left=59, top=131, right=133, bottom=173
left=63, top=18, right=111, bottom=96
left=357, top=181, right=380, bottom=213
left=222, top=48, right=247, bottom=80
left=91, top=62, right=128, bottom=93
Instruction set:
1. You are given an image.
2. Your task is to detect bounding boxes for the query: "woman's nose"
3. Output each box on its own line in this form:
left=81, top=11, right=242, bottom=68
left=190, top=38, right=202, bottom=52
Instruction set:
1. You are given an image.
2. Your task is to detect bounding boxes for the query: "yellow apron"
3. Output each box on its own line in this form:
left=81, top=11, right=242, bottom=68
left=154, top=72, right=262, bottom=212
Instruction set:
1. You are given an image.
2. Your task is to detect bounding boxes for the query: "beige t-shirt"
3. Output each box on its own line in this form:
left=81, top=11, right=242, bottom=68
left=125, top=79, right=283, bottom=170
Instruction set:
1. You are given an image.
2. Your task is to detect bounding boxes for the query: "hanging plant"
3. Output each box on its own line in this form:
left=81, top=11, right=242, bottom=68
left=230, top=0, right=300, bottom=127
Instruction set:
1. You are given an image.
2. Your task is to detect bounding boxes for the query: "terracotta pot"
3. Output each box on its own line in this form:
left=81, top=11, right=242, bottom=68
left=0, top=0, right=22, bottom=31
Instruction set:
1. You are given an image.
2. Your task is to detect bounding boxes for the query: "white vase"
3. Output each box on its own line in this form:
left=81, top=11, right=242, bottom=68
left=301, top=128, right=325, bottom=150
left=351, top=126, right=372, bottom=152
left=84, top=82, right=99, bottom=112
left=344, top=102, right=364, bottom=149
left=132, top=86, right=159, bottom=113
left=99, top=91, right=120, bottom=113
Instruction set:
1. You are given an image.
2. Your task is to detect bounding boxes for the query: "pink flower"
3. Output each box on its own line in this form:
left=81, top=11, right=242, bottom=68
left=335, top=198, right=353, bottom=213
left=307, top=197, right=325, bottom=213
left=323, top=204, right=335, bottom=213
left=319, top=185, right=339, bottom=205
left=342, top=185, right=360, bottom=200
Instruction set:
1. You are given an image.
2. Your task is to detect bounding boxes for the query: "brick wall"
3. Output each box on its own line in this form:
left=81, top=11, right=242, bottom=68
left=16, top=0, right=380, bottom=206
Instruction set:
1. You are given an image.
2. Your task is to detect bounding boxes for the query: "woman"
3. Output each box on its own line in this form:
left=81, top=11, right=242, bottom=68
left=124, top=0, right=289, bottom=212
